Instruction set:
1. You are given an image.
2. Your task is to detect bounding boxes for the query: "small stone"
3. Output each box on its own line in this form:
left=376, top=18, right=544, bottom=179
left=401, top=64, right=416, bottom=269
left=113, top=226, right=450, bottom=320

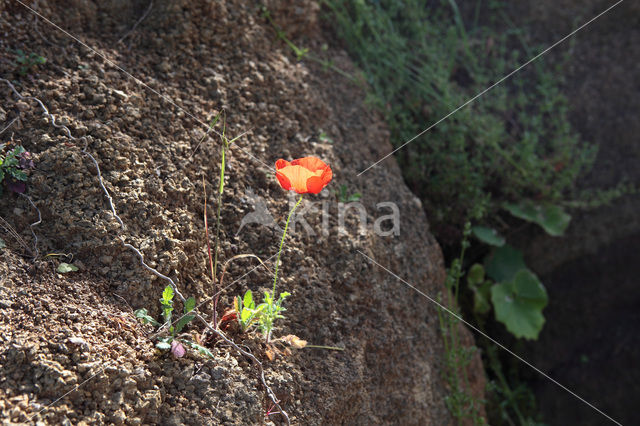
left=16, top=101, right=30, bottom=111
left=91, top=93, right=106, bottom=104
left=111, top=409, right=126, bottom=425
left=156, top=61, right=171, bottom=73
left=112, top=89, right=128, bottom=100
left=68, top=337, right=87, bottom=346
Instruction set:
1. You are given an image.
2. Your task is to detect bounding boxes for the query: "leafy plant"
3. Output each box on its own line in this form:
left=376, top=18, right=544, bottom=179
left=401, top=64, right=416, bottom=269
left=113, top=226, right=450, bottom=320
left=469, top=244, right=549, bottom=340
left=335, top=184, right=362, bottom=203
left=257, top=290, right=291, bottom=342
left=234, top=290, right=265, bottom=332
left=0, top=145, right=35, bottom=195
left=318, top=130, right=333, bottom=144
left=261, top=5, right=355, bottom=81
left=134, top=285, right=212, bottom=358
left=14, top=50, right=46, bottom=76
left=325, top=0, right=596, bottom=245
left=436, top=223, right=487, bottom=425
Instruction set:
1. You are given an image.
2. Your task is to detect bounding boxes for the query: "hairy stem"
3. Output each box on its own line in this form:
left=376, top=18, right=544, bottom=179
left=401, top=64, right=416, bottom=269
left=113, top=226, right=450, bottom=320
left=272, top=195, right=303, bottom=294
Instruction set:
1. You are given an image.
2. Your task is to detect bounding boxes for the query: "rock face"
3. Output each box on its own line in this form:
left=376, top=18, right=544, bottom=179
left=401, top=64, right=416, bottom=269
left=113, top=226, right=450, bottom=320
left=0, top=1, right=483, bottom=424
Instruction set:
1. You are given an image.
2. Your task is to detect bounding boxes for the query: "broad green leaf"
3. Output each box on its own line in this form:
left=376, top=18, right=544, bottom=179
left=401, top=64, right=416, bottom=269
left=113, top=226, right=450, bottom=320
left=240, top=308, right=252, bottom=323
left=57, top=262, right=78, bottom=273
left=174, top=314, right=195, bottom=334
left=467, top=264, right=485, bottom=286
left=503, top=202, right=571, bottom=236
left=490, top=269, right=548, bottom=340
left=471, top=226, right=505, bottom=247
left=243, top=290, right=254, bottom=309
left=485, top=245, right=526, bottom=282
left=184, top=297, right=196, bottom=313
left=134, top=308, right=161, bottom=327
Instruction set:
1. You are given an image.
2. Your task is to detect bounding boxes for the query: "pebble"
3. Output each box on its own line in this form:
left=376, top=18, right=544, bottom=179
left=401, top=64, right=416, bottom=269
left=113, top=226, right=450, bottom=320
left=111, top=89, right=128, bottom=100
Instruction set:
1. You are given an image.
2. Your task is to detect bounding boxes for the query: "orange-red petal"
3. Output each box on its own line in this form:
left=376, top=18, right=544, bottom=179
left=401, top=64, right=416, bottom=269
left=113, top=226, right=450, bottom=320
left=275, top=157, right=333, bottom=194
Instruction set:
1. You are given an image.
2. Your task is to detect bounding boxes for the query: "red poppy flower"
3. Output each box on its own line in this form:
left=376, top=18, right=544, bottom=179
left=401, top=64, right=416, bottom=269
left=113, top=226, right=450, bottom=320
left=275, top=156, right=333, bottom=194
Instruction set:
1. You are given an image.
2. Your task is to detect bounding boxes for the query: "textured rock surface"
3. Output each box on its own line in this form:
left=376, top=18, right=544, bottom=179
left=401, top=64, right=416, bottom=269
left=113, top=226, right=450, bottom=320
left=0, top=0, right=484, bottom=424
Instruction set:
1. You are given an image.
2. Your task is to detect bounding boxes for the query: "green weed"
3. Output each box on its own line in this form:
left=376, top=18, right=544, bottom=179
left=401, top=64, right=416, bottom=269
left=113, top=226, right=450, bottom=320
left=14, top=50, right=46, bottom=76
left=324, top=0, right=596, bottom=244
left=335, top=184, right=361, bottom=203
left=135, top=284, right=213, bottom=358
left=0, top=144, right=34, bottom=195
left=437, top=223, right=487, bottom=425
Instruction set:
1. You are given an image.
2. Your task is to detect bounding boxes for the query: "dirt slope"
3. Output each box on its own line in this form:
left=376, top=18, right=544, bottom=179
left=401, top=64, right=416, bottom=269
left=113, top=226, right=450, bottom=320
left=0, top=0, right=483, bottom=424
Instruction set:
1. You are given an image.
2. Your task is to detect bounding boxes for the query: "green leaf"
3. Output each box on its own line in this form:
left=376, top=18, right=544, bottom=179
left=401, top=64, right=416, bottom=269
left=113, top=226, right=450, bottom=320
left=11, top=170, right=27, bottom=181
left=278, top=291, right=291, bottom=300
left=466, top=264, right=485, bottom=286
left=156, top=341, right=172, bottom=351
left=134, top=308, right=161, bottom=327
left=485, top=245, right=526, bottom=282
left=57, top=262, right=78, bottom=273
left=472, top=281, right=492, bottom=315
left=174, top=314, right=195, bottom=334
left=490, top=269, right=548, bottom=340
left=503, top=202, right=571, bottom=236
left=162, top=285, right=174, bottom=304
left=348, top=193, right=362, bottom=202
left=471, top=226, right=505, bottom=247
left=243, top=290, right=254, bottom=309
left=240, top=308, right=252, bottom=323
left=184, top=340, right=215, bottom=358
left=184, top=297, right=196, bottom=313
left=218, top=147, right=225, bottom=194
left=0, top=237, right=5, bottom=250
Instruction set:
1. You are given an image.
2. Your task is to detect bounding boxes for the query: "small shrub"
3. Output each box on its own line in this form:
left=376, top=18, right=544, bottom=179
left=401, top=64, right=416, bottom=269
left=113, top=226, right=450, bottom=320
left=14, top=50, right=46, bottom=76
left=0, top=144, right=35, bottom=195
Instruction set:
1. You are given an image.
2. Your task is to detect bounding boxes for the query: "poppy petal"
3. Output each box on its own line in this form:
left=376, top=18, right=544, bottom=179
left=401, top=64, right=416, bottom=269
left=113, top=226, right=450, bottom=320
left=275, top=159, right=290, bottom=170
left=292, top=157, right=327, bottom=172
left=306, top=175, right=325, bottom=194
left=276, top=171, right=292, bottom=191
left=321, top=166, right=333, bottom=186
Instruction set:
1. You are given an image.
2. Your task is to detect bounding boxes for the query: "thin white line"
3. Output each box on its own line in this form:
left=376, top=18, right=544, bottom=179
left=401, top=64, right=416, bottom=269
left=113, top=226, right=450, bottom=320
left=357, top=0, right=624, bottom=176
left=13, top=0, right=274, bottom=172
left=356, top=250, right=623, bottom=426
left=0, top=116, right=19, bottom=136
left=29, top=363, right=111, bottom=420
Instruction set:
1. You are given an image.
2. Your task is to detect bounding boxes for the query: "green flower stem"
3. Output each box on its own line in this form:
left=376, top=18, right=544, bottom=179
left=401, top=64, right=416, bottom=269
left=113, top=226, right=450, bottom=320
left=272, top=195, right=303, bottom=294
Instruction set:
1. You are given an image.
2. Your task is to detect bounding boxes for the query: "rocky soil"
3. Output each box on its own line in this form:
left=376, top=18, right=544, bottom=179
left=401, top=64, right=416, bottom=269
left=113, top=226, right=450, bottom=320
left=0, top=0, right=483, bottom=424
